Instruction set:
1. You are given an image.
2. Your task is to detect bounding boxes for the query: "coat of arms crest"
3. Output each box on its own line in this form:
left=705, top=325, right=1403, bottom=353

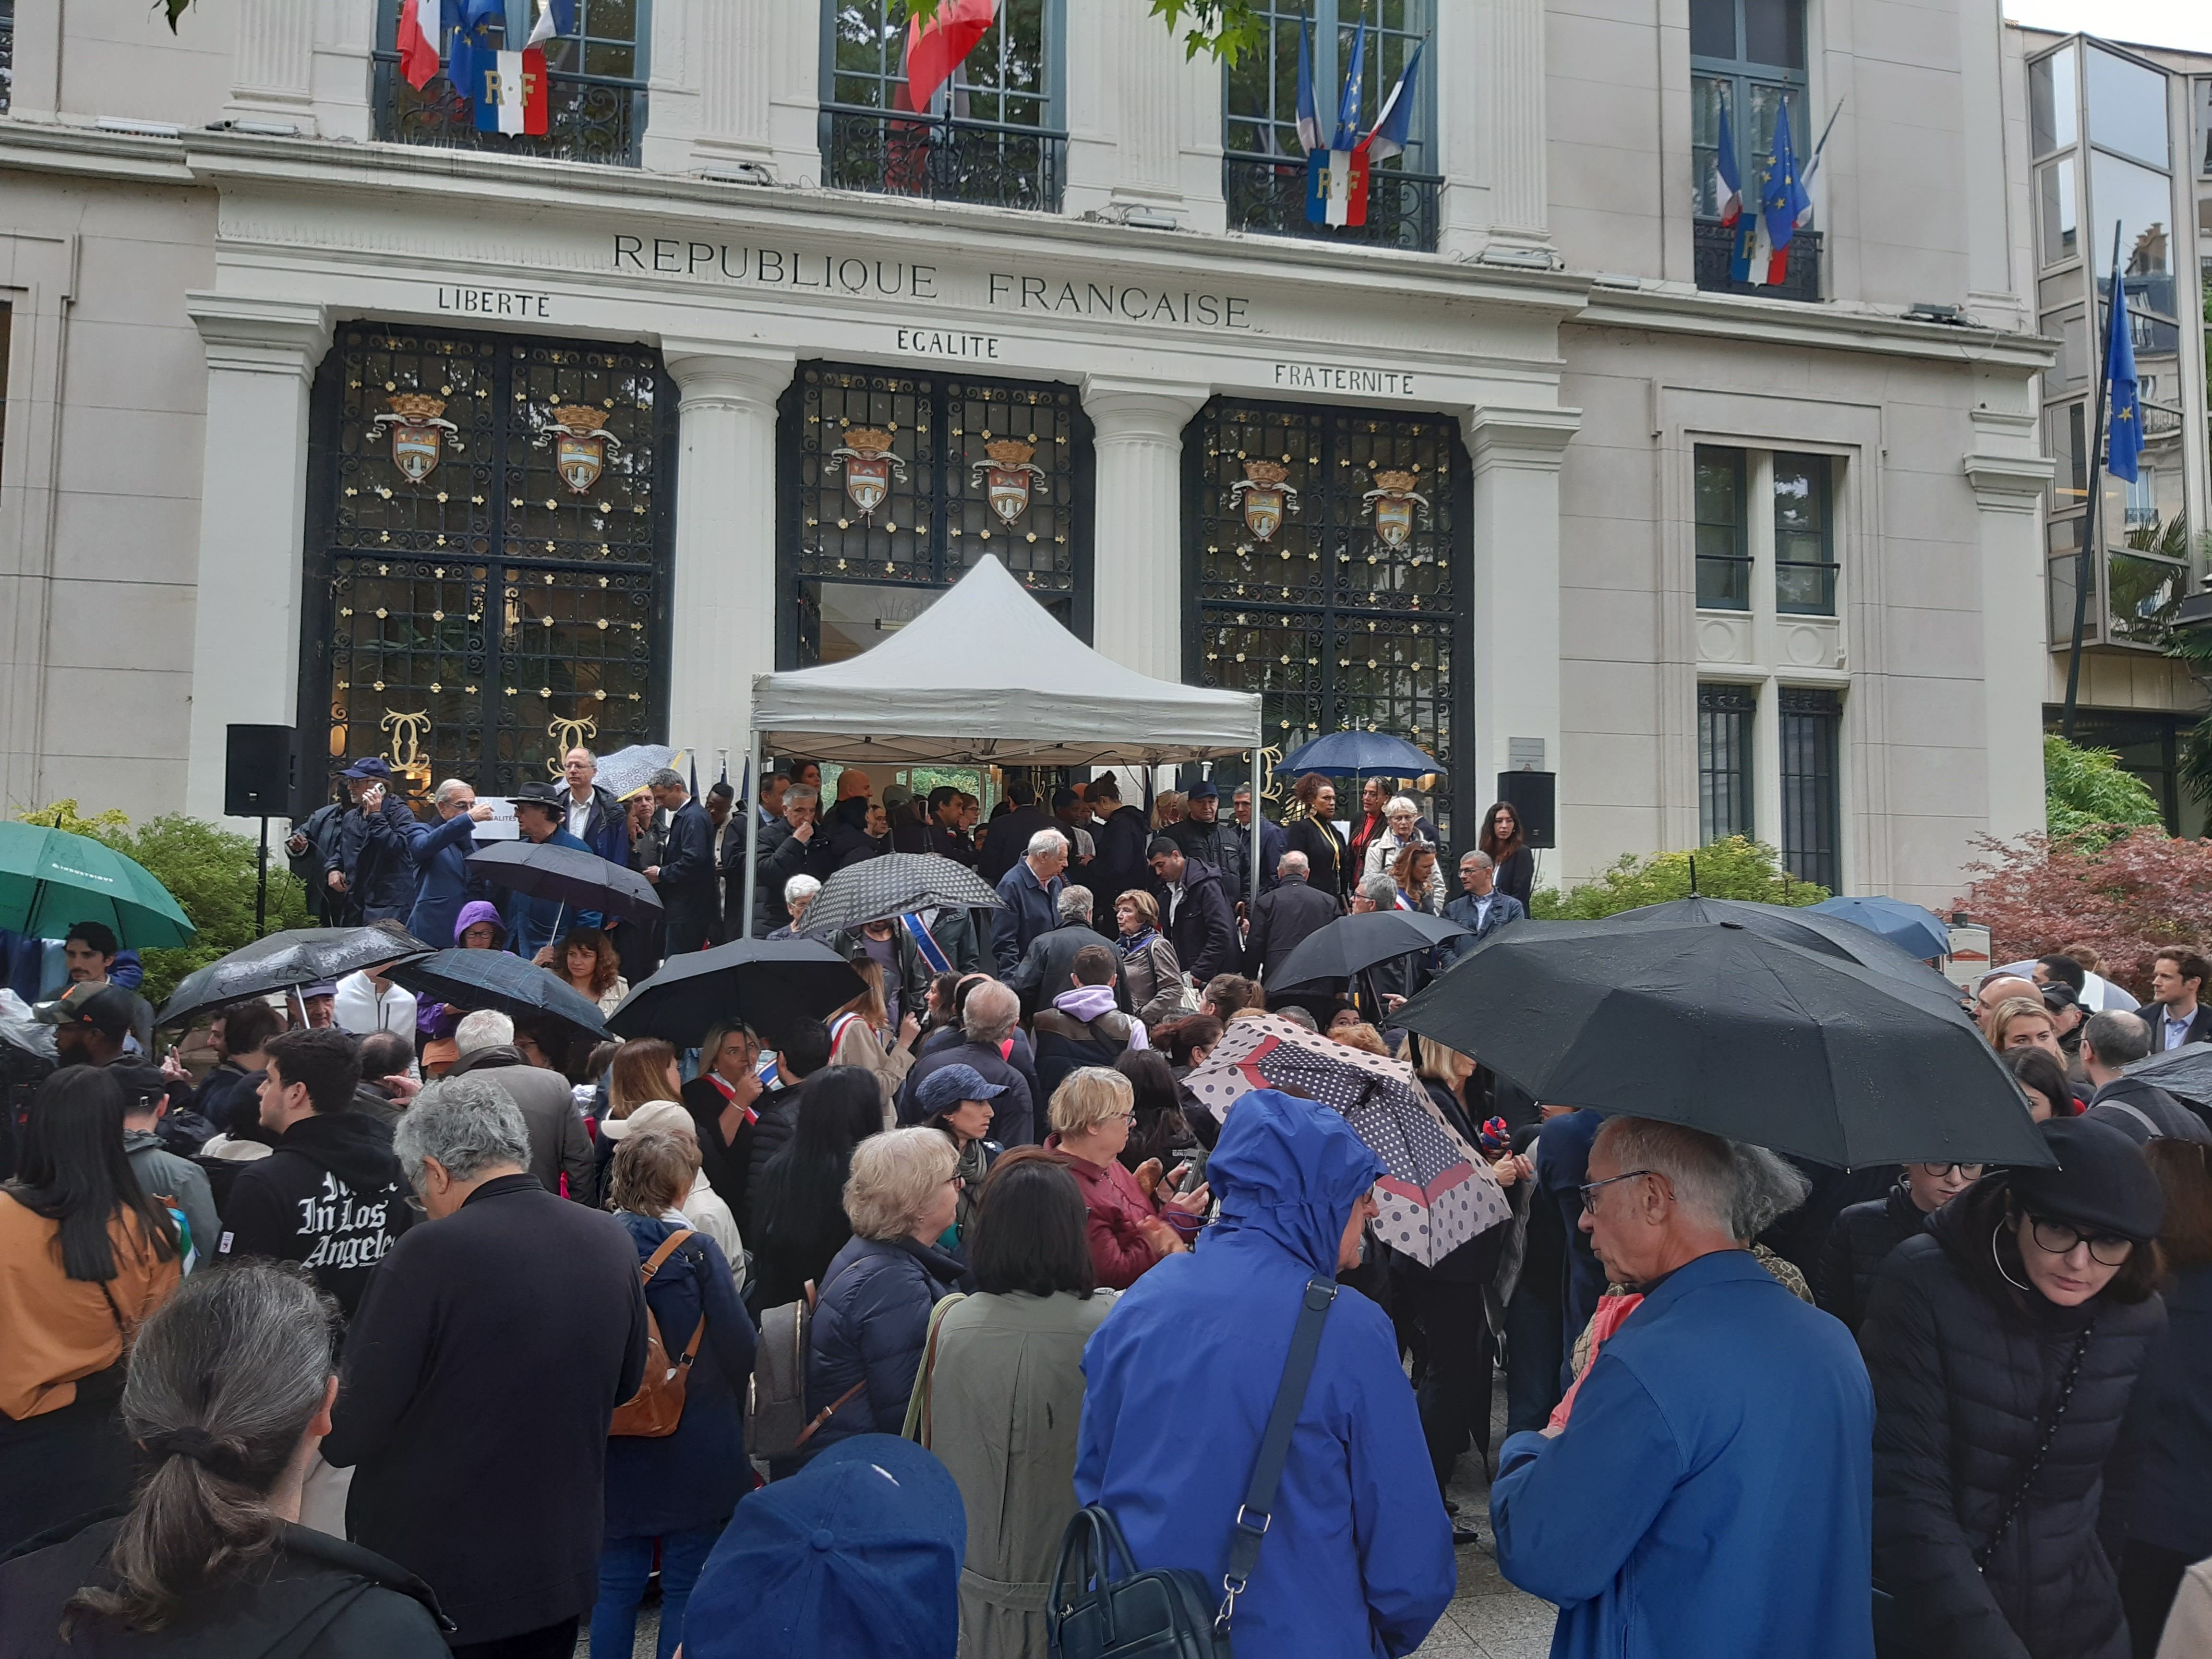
left=546, top=405, right=622, bottom=495
left=371, top=393, right=459, bottom=484
left=1228, top=458, right=1300, bottom=542
left=826, top=427, right=908, bottom=523
left=1362, top=469, right=1431, bottom=551
left=970, top=438, right=1048, bottom=526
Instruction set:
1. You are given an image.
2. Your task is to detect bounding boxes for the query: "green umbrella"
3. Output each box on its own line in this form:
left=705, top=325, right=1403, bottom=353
left=0, top=821, right=197, bottom=949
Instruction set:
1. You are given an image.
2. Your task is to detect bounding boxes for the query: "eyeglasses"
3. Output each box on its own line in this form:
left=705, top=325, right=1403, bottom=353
left=1577, top=1169, right=1656, bottom=1211
left=2024, top=1214, right=2134, bottom=1266
left=1912, top=1163, right=1985, bottom=1179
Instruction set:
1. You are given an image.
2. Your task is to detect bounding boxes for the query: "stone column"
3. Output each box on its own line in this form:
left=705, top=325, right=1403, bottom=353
left=1082, top=379, right=1210, bottom=682
left=1461, top=405, right=1578, bottom=867
left=183, top=296, right=332, bottom=823
left=226, top=0, right=319, bottom=131
left=1485, top=0, right=1551, bottom=252
left=663, top=343, right=796, bottom=776
left=1965, top=442, right=2056, bottom=841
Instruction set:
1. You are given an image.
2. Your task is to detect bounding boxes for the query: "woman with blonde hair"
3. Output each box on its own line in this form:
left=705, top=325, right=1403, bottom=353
left=1112, top=890, right=1189, bottom=1026
left=594, top=1039, right=744, bottom=1279
left=827, top=959, right=921, bottom=1123
left=1046, top=1067, right=1210, bottom=1289
left=802, top=1127, right=970, bottom=1455
left=1152, top=791, right=1186, bottom=831
left=1987, top=996, right=2067, bottom=1069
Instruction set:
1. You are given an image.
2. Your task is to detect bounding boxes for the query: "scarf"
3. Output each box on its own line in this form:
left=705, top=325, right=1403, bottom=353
left=1117, top=927, right=1158, bottom=958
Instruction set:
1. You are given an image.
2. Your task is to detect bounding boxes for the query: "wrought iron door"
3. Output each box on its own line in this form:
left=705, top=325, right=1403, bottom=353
left=777, top=361, right=1092, bottom=667
left=301, top=323, right=676, bottom=801
left=1185, top=396, right=1469, bottom=832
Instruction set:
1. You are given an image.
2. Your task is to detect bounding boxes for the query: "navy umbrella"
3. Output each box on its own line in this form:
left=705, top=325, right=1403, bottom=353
left=466, top=841, right=661, bottom=927
left=1397, top=916, right=2053, bottom=1169
left=383, top=948, right=612, bottom=1042
left=1609, top=896, right=1962, bottom=1003
left=608, top=938, right=864, bottom=1049
left=1269, top=909, right=1469, bottom=990
left=1278, top=731, right=1442, bottom=780
left=156, top=924, right=432, bottom=1028
left=1806, top=895, right=1950, bottom=961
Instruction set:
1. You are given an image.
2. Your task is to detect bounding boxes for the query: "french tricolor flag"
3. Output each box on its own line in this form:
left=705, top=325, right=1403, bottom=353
left=471, top=46, right=549, bottom=135
left=394, top=0, right=442, bottom=89
left=1711, top=96, right=1742, bottom=225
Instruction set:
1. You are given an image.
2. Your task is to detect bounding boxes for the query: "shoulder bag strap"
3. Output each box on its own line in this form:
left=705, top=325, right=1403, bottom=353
left=1215, top=1275, right=1338, bottom=1636
left=639, top=1228, right=696, bottom=1285
left=1974, top=1321, right=2095, bottom=1572
left=2098, top=1100, right=2161, bottom=1138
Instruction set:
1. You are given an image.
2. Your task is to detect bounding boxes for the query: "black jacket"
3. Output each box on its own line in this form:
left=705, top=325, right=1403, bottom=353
left=656, top=798, right=719, bottom=951
left=1858, top=1182, right=2166, bottom=1659
left=322, top=1175, right=648, bottom=1647
left=744, top=1085, right=804, bottom=1233
left=755, top=817, right=831, bottom=931
left=679, top=1073, right=759, bottom=1228
left=1244, top=875, right=1341, bottom=986
left=0, top=1514, right=449, bottom=1659
left=215, top=1110, right=414, bottom=1323
left=1162, top=858, right=1238, bottom=986
left=1814, top=1182, right=1927, bottom=1334
left=2080, top=1074, right=2212, bottom=1145
left=1283, top=815, right=1350, bottom=904
left=1089, top=803, right=1153, bottom=909
left=978, top=805, right=1060, bottom=885
left=2110, top=1261, right=2212, bottom=1562
left=1007, top=922, right=1124, bottom=1019
left=821, top=798, right=884, bottom=874
left=328, top=796, right=423, bottom=923
left=1488, top=845, right=1534, bottom=908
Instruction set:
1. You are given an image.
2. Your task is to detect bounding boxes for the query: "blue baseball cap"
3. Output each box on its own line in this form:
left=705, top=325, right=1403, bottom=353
left=914, top=1062, right=1008, bottom=1118
left=683, top=1434, right=964, bottom=1659
left=1187, top=779, right=1220, bottom=800
left=340, top=757, right=395, bottom=781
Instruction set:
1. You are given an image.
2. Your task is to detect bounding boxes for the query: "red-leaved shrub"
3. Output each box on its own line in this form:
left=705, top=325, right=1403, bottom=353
left=1951, top=830, right=2212, bottom=998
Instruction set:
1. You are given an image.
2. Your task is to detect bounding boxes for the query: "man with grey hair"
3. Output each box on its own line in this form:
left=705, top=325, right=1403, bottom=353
left=645, top=766, right=718, bottom=954
left=559, top=745, right=628, bottom=865
left=1491, top=1116, right=1874, bottom=1658
left=1442, top=849, right=1527, bottom=967
left=755, top=781, right=826, bottom=932
left=897, top=976, right=1036, bottom=1145
left=993, top=825, right=1070, bottom=975
left=325, top=1074, right=648, bottom=1656
left=768, top=872, right=822, bottom=939
left=2080, top=1010, right=2212, bottom=1143
left=406, top=776, right=496, bottom=951
left=1008, top=882, right=1122, bottom=1020
left=1244, top=847, right=1340, bottom=999
left=446, top=1008, right=598, bottom=1204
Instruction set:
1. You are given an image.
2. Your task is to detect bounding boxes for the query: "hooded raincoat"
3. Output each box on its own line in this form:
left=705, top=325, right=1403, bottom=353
left=1074, top=1089, right=1454, bottom=1659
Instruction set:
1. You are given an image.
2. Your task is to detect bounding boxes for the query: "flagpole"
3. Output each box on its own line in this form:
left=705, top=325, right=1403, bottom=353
left=2060, top=218, right=2125, bottom=744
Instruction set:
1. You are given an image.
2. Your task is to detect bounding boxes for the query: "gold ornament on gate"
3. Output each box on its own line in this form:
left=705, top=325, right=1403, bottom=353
left=380, top=710, right=431, bottom=789
left=1229, top=459, right=1299, bottom=542
left=827, top=427, right=907, bottom=523
left=545, top=716, right=600, bottom=778
left=1362, top=469, right=1431, bottom=551
left=971, top=438, right=1048, bottom=526
left=547, top=405, right=622, bottom=495
left=372, top=394, right=459, bottom=484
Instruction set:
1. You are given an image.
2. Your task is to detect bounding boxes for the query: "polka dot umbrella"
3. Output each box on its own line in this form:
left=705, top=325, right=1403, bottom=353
left=1184, top=1012, right=1508, bottom=1267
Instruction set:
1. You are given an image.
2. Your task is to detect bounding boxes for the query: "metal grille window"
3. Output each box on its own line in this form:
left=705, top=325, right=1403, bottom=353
left=301, top=324, right=675, bottom=801
left=373, top=0, right=648, bottom=167
left=1779, top=686, right=1842, bottom=892
left=779, top=362, right=1091, bottom=667
left=1697, top=684, right=1755, bottom=842
left=1186, top=397, right=1466, bottom=835
left=1695, top=447, right=1750, bottom=609
left=1221, top=0, right=1438, bottom=251
left=1690, top=0, right=1820, bottom=299
left=821, top=0, right=1064, bottom=212
left=1772, top=452, right=1836, bottom=614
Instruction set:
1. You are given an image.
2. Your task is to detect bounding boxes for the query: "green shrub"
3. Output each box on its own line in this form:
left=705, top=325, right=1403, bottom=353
left=1528, top=836, right=1828, bottom=920
left=2042, top=733, right=2164, bottom=847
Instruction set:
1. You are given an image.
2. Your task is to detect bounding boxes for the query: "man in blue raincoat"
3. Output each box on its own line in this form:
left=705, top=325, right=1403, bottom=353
left=1490, top=1115, right=1875, bottom=1659
left=1075, top=1089, right=1455, bottom=1659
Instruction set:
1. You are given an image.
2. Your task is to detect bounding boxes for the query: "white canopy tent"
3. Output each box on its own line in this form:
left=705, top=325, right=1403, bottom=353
left=741, top=554, right=1265, bottom=933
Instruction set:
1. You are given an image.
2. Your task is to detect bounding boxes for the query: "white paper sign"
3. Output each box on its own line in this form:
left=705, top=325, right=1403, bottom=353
left=473, top=798, right=522, bottom=842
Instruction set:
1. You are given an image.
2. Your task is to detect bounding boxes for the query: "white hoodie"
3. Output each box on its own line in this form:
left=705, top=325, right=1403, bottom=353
left=599, top=1098, right=745, bottom=1282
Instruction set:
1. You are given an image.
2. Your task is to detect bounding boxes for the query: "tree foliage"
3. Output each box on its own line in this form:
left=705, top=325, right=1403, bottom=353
left=1529, top=836, right=1828, bottom=920
left=2042, top=734, right=2164, bottom=847
left=15, top=801, right=309, bottom=1004
left=1952, top=828, right=2212, bottom=998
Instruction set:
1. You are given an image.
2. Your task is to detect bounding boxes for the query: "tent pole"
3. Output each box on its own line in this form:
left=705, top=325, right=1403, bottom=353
left=740, top=725, right=762, bottom=940
left=1249, top=737, right=1262, bottom=917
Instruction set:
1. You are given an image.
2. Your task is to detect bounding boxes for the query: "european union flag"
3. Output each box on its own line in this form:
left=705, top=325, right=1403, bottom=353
left=2103, top=264, right=2141, bottom=484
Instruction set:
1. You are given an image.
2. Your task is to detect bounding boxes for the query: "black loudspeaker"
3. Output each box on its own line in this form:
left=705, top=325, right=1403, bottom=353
left=1494, top=770, right=1556, bottom=850
left=225, top=724, right=297, bottom=818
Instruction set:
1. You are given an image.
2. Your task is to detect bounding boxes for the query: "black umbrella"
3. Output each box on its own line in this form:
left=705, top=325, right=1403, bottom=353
left=2121, top=1040, right=2212, bottom=1106
left=156, top=924, right=432, bottom=1027
left=466, top=841, right=662, bottom=927
left=797, top=853, right=1005, bottom=939
left=608, top=938, right=864, bottom=1049
left=1608, top=896, right=1964, bottom=1003
left=382, top=949, right=612, bottom=1042
left=1270, top=909, right=1469, bottom=991
left=1396, top=917, right=2054, bottom=1169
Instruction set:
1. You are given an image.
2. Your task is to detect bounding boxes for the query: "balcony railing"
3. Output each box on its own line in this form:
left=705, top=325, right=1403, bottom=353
left=1223, top=152, right=1441, bottom=253
left=1694, top=219, right=1823, bottom=303
left=373, top=52, right=643, bottom=168
left=820, top=104, right=1064, bottom=213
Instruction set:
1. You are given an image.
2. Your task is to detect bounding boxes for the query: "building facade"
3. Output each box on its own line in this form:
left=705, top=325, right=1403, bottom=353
left=0, top=0, right=2057, bottom=907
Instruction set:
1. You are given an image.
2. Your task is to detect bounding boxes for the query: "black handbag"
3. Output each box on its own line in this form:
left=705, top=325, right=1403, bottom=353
left=1047, top=1276, right=1339, bottom=1659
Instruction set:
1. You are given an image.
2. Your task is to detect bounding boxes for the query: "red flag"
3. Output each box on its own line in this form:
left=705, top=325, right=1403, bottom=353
left=902, top=0, right=996, bottom=113
left=395, top=0, right=442, bottom=89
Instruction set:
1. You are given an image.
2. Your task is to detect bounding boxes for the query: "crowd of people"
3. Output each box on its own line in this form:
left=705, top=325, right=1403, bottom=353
left=6, top=755, right=2212, bottom=1659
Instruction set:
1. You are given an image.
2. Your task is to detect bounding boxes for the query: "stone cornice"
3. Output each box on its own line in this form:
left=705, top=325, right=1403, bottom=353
left=1962, top=450, right=2057, bottom=511
left=0, top=118, right=196, bottom=183
left=1575, top=282, right=2058, bottom=371
left=183, top=292, right=331, bottom=377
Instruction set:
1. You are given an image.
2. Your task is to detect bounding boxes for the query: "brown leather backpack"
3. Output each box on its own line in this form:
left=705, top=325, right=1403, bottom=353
left=611, top=1229, right=704, bottom=1439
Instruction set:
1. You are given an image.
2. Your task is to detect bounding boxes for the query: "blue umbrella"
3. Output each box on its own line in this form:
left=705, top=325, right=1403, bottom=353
left=1277, top=731, right=1441, bottom=779
left=1806, top=896, right=1950, bottom=961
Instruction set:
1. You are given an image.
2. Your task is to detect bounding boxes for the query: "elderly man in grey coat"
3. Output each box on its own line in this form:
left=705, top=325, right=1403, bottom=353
left=993, top=828, right=1070, bottom=975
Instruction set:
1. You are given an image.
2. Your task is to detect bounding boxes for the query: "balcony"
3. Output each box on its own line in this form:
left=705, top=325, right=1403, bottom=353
left=373, top=52, right=643, bottom=168
left=1223, top=152, right=1441, bottom=253
left=1694, top=219, right=1824, bottom=303
left=819, top=104, right=1064, bottom=214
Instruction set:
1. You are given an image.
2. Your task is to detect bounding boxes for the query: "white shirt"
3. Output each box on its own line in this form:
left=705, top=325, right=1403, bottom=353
left=566, top=789, right=594, bottom=842
left=332, top=971, right=418, bottom=1036
left=1471, top=895, right=1494, bottom=931
left=1165, top=879, right=1187, bottom=925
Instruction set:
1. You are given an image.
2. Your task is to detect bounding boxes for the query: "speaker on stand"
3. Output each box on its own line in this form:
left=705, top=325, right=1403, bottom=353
left=226, top=725, right=297, bottom=938
left=1495, top=769, right=1556, bottom=893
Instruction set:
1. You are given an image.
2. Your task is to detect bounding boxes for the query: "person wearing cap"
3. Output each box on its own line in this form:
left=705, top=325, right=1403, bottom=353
left=326, top=757, right=424, bottom=927
left=914, top=1062, right=1005, bottom=1243
left=58, top=922, right=155, bottom=1054
left=683, top=1433, right=962, bottom=1659
left=1164, top=778, right=1239, bottom=890
left=36, top=982, right=139, bottom=1070
left=113, top=1063, right=219, bottom=1272
left=507, top=781, right=604, bottom=964
left=299, top=982, right=339, bottom=1030
left=1859, top=1117, right=2169, bottom=1659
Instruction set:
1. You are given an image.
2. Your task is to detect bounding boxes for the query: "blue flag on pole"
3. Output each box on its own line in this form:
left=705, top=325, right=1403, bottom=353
left=1332, top=19, right=1366, bottom=150
left=2103, top=264, right=2141, bottom=484
left=1761, top=95, right=1812, bottom=259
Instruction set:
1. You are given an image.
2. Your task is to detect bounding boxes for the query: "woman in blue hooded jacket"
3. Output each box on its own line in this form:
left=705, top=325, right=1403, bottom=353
left=1075, top=1089, right=1455, bottom=1659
